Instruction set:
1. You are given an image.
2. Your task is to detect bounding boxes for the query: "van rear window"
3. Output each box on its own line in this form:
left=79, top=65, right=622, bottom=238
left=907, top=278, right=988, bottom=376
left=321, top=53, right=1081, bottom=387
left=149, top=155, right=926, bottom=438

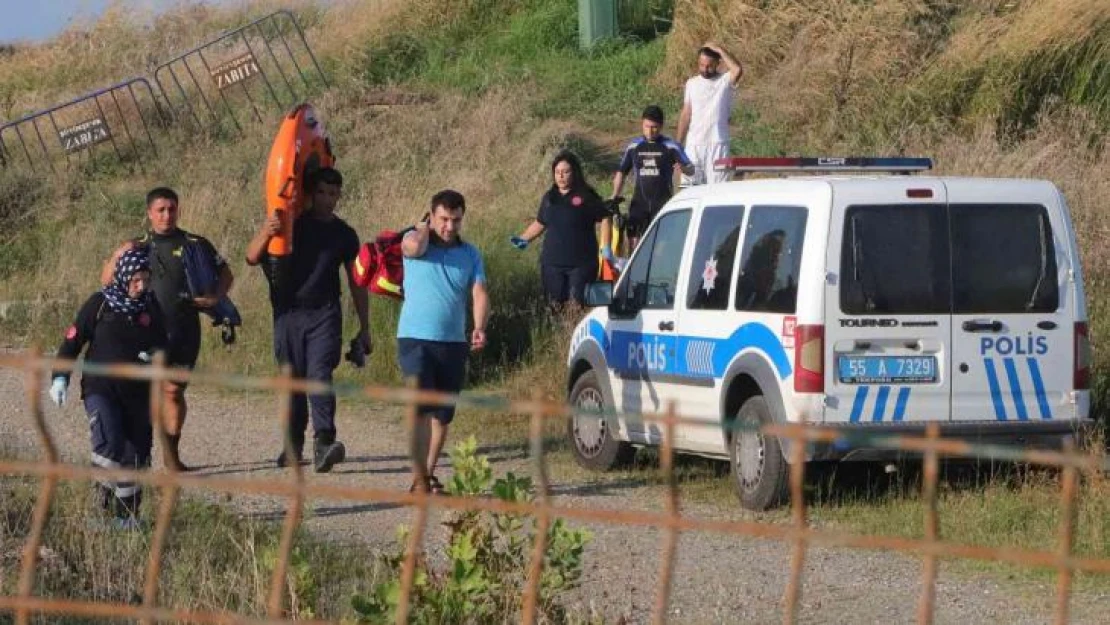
left=841, top=203, right=1059, bottom=315
left=951, top=204, right=1058, bottom=313
left=840, top=205, right=950, bottom=315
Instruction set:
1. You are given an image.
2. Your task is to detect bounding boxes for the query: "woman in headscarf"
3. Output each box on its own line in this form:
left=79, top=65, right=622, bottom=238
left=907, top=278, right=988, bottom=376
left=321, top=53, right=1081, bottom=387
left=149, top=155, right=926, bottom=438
left=511, top=151, right=612, bottom=308
left=49, top=247, right=167, bottom=528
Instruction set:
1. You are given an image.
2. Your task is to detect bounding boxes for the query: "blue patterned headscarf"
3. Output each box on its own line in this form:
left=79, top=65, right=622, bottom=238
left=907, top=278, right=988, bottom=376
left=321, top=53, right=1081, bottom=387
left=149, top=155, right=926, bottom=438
left=101, top=247, right=151, bottom=315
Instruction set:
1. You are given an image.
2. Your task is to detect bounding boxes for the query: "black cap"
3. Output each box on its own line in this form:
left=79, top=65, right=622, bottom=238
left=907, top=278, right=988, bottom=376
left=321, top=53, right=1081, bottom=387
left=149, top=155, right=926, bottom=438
left=642, top=105, right=664, bottom=125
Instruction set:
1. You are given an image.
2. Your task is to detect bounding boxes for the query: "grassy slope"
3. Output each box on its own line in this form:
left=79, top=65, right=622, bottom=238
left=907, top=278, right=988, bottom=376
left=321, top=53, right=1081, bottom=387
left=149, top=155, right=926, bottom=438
left=0, top=469, right=379, bottom=620
left=1, top=0, right=1108, bottom=592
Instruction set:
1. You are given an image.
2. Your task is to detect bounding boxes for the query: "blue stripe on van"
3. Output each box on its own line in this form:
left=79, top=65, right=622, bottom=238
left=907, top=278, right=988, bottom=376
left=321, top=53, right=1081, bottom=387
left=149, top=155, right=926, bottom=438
left=850, top=386, right=869, bottom=423
left=1026, top=358, right=1053, bottom=420
left=1003, top=357, right=1029, bottom=421
left=983, top=358, right=1007, bottom=421
left=892, top=387, right=910, bottom=422
left=872, top=386, right=891, bottom=423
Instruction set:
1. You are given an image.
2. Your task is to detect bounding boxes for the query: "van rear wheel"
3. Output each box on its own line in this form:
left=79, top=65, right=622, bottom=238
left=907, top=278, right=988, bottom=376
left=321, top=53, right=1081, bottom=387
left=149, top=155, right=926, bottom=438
left=729, top=396, right=789, bottom=511
left=567, top=370, right=634, bottom=470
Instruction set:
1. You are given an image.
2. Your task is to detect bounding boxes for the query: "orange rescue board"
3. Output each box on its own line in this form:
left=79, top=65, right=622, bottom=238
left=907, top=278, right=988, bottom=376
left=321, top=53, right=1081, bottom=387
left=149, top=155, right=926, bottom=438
left=264, top=103, right=335, bottom=256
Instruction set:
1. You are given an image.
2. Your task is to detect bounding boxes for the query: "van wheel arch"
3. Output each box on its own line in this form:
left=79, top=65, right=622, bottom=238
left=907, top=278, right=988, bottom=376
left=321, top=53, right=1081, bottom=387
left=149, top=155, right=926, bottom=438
left=723, top=373, right=764, bottom=446
left=567, top=359, right=594, bottom=396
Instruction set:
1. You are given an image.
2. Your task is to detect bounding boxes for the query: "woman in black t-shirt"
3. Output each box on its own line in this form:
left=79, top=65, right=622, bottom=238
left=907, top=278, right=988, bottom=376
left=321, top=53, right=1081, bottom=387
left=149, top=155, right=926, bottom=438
left=511, top=151, right=611, bottom=308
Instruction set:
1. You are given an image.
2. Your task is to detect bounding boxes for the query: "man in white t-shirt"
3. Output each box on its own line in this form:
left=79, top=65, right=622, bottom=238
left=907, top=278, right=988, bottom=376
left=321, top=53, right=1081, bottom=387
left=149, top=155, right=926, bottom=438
left=677, top=42, right=743, bottom=186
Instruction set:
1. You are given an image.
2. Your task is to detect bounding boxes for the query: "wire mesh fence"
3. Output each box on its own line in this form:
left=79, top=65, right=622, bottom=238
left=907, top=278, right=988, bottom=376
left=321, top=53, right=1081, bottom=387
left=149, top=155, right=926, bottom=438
left=0, top=348, right=1107, bottom=624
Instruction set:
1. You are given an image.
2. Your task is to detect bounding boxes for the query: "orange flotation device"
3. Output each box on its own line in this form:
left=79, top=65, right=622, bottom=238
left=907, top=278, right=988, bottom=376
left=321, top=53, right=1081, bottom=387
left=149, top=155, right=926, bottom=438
left=264, top=102, right=335, bottom=256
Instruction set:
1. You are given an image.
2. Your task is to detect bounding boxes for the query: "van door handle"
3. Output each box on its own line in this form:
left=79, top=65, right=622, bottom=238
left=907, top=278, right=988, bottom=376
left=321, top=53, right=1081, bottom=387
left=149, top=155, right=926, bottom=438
left=962, top=320, right=1003, bottom=333
left=658, top=320, right=675, bottom=332
left=1037, top=321, right=1057, bottom=330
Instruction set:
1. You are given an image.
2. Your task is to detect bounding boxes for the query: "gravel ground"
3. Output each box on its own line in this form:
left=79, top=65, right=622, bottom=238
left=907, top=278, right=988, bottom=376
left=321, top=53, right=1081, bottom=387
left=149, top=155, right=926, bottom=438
left=1, top=361, right=1106, bottom=624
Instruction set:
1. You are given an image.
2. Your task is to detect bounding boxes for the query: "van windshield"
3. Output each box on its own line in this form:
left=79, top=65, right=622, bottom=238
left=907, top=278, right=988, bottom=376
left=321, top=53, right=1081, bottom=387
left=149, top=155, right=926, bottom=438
left=840, top=203, right=1059, bottom=315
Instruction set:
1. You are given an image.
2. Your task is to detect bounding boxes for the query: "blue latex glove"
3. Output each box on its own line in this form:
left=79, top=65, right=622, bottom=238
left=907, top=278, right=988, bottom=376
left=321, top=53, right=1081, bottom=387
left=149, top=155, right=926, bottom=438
left=49, top=376, right=67, bottom=407
left=510, top=236, right=529, bottom=250
left=601, top=245, right=615, bottom=262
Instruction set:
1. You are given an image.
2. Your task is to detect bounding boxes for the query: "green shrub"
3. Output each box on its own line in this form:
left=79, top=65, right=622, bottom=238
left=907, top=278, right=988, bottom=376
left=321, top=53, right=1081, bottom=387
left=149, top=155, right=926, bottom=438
left=351, top=435, right=591, bottom=624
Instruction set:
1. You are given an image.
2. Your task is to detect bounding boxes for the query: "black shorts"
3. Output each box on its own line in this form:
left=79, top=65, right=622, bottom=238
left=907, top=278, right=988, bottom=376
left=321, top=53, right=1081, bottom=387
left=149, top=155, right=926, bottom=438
left=167, top=317, right=202, bottom=372
left=625, top=212, right=654, bottom=240
left=397, top=338, right=469, bottom=424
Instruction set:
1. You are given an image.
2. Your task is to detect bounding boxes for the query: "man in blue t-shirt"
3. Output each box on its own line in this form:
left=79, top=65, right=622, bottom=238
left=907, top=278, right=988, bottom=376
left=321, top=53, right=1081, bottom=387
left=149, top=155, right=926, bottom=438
left=397, top=189, right=489, bottom=494
left=246, top=168, right=371, bottom=473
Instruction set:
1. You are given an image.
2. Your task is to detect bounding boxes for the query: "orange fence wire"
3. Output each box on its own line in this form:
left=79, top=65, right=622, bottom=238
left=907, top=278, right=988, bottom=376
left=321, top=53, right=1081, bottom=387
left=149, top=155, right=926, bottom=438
left=1, top=350, right=1108, bottom=624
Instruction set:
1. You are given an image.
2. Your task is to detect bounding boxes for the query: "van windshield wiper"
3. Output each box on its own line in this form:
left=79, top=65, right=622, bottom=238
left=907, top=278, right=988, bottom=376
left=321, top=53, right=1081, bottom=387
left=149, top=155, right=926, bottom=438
left=851, top=217, right=877, bottom=311
left=1025, top=213, right=1049, bottom=311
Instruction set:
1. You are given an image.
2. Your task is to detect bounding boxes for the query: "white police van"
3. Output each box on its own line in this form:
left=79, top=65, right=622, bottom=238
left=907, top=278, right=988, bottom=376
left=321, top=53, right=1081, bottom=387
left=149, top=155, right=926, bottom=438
left=566, top=157, right=1093, bottom=510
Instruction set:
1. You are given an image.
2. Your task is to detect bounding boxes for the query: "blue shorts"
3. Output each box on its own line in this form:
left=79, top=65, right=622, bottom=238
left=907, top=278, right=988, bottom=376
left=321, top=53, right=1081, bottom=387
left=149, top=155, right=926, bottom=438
left=397, top=338, right=469, bottom=424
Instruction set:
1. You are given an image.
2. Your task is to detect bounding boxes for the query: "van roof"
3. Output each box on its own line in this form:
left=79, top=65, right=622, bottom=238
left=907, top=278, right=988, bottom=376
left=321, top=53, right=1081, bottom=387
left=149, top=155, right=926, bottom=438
left=667, top=176, right=1060, bottom=209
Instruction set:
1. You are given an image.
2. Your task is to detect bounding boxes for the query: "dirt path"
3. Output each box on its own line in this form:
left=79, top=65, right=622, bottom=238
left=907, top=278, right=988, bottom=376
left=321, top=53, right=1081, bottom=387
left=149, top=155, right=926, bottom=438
left=1, top=364, right=1106, bottom=624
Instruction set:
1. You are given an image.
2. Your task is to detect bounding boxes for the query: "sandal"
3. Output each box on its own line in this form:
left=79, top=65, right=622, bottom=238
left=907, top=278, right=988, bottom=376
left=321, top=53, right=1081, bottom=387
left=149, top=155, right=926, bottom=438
left=407, top=475, right=445, bottom=495
left=426, top=475, right=445, bottom=495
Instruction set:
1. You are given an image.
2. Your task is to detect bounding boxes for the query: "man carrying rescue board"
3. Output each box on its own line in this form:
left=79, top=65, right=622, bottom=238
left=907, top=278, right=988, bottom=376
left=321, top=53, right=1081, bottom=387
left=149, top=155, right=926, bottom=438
left=100, top=187, right=233, bottom=472
left=247, top=167, right=371, bottom=473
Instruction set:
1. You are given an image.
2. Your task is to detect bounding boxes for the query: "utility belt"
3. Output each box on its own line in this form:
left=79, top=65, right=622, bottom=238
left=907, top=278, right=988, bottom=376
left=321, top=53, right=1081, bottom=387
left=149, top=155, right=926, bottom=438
left=289, top=298, right=338, bottom=312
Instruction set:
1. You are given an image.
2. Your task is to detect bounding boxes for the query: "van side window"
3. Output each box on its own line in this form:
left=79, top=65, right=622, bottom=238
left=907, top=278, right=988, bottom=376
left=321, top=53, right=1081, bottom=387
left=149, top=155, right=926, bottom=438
left=735, top=206, right=807, bottom=313
left=686, top=206, right=745, bottom=310
left=841, top=205, right=950, bottom=315
left=613, top=210, right=691, bottom=312
left=951, top=204, right=1058, bottom=313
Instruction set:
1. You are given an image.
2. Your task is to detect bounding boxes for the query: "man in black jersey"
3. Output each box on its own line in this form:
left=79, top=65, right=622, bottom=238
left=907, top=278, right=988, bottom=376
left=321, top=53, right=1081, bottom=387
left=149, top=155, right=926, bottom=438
left=101, top=188, right=233, bottom=472
left=605, top=105, right=694, bottom=253
left=247, top=167, right=371, bottom=473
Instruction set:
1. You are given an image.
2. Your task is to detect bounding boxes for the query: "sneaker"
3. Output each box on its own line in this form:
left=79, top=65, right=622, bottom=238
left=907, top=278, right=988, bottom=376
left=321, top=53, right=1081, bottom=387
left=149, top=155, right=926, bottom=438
left=314, top=440, right=346, bottom=473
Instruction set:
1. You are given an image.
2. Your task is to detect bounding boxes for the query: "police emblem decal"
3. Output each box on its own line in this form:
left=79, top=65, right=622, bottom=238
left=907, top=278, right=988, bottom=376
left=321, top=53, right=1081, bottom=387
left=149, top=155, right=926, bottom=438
left=701, top=257, right=718, bottom=294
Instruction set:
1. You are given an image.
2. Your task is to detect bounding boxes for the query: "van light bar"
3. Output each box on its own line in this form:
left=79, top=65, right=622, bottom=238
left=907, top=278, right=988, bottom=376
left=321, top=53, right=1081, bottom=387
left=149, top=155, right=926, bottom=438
left=714, top=156, right=933, bottom=174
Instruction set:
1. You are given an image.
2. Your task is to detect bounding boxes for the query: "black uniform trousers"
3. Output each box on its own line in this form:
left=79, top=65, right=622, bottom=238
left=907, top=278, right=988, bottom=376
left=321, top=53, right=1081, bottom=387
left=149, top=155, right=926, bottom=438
left=274, top=300, right=342, bottom=448
left=84, top=387, right=152, bottom=518
left=541, top=262, right=596, bottom=307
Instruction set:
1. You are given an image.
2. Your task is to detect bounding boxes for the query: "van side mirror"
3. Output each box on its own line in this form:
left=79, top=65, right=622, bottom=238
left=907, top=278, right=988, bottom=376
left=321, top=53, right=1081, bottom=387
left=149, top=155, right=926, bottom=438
left=584, top=281, right=613, bottom=307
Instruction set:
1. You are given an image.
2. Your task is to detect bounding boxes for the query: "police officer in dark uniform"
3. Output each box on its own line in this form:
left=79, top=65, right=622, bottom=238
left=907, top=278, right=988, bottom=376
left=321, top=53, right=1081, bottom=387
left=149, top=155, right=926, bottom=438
left=101, top=187, right=233, bottom=472
left=51, top=247, right=167, bottom=528
left=607, top=105, right=694, bottom=250
left=246, top=167, right=371, bottom=472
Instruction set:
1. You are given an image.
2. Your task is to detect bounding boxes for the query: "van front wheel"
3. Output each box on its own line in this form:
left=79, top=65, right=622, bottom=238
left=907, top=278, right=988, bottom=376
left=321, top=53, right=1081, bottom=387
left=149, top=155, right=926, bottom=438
left=567, top=370, right=634, bottom=470
left=729, top=396, right=789, bottom=510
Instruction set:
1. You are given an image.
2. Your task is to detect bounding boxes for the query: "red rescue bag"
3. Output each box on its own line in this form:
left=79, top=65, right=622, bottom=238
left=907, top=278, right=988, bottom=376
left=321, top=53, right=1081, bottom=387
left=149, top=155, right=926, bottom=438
left=353, top=229, right=409, bottom=300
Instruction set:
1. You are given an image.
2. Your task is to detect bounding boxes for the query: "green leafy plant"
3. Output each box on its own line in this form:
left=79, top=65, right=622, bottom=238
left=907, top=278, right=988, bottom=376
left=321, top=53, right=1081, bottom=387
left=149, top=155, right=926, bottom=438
left=259, top=541, right=319, bottom=620
left=352, top=435, right=591, bottom=624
